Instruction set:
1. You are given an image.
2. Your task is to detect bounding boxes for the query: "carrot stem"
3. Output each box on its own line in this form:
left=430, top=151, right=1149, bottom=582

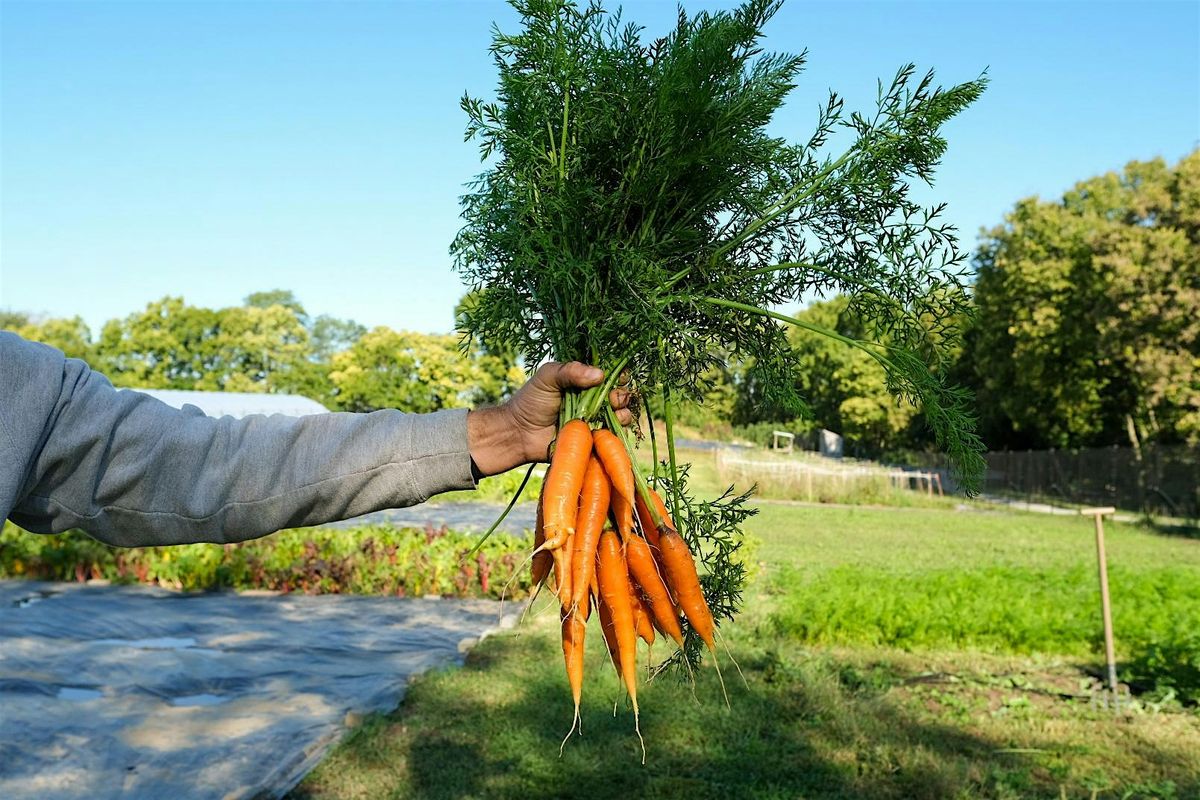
left=577, top=354, right=631, bottom=420
left=466, top=463, right=536, bottom=557
left=662, top=394, right=683, bottom=526
left=644, top=397, right=660, bottom=484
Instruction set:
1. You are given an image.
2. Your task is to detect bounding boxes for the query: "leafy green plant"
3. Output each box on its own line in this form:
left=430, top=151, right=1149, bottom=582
left=1122, top=629, right=1200, bottom=705
left=0, top=522, right=530, bottom=599
left=771, top=563, right=1200, bottom=703
left=452, top=0, right=986, bottom=669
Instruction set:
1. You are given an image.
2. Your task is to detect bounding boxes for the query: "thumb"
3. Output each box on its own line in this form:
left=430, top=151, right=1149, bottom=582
left=538, top=361, right=604, bottom=391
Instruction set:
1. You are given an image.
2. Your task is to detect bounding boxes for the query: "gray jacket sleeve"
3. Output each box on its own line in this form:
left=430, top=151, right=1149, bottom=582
left=1, top=332, right=477, bottom=547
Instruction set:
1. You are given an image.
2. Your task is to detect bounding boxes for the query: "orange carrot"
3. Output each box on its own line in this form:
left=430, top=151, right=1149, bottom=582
left=531, top=492, right=552, bottom=588
left=569, top=456, right=610, bottom=612
left=611, top=491, right=635, bottom=543
left=634, top=487, right=674, bottom=550
left=592, top=429, right=635, bottom=538
left=560, top=597, right=590, bottom=749
left=553, top=529, right=574, bottom=609
left=540, top=420, right=594, bottom=550
left=658, top=530, right=716, bottom=654
left=596, top=591, right=620, bottom=674
left=597, top=529, right=644, bottom=759
left=629, top=581, right=655, bottom=646
left=625, top=534, right=684, bottom=646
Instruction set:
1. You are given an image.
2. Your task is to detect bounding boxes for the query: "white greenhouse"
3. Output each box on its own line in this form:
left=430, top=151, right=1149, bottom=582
left=129, top=389, right=329, bottom=419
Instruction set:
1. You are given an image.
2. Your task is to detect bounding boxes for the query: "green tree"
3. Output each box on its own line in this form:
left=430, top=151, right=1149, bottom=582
left=309, top=315, right=366, bottom=362
left=968, top=151, right=1200, bottom=449
left=242, top=290, right=367, bottom=400
left=97, top=296, right=311, bottom=394
left=780, top=297, right=918, bottom=456
left=244, top=289, right=309, bottom=322
left=0, top=311, right=31, bottom=330
left=2, top=313, right=95, bottom=362
left=328, top=327, right=524, bottom=413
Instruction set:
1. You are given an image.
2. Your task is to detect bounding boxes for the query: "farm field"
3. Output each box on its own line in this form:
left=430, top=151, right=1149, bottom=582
left=657, top=443, right=964, bottom=510
left=291, top=504, right=1200, bottom=800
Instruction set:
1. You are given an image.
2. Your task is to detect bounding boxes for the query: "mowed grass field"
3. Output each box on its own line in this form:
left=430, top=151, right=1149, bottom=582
left=292, top=504, right=1200, bottom=800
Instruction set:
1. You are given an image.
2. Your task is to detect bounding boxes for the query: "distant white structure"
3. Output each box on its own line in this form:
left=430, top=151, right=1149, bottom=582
left=819, top=428, right=844, bottom=458
left=770, top=430, right=795, bottom=454
left=131, top=389, right=329, bottom=419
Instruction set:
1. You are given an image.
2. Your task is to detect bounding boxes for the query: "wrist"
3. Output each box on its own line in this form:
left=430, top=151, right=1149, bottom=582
left=466, top=406, right=526, bottom=478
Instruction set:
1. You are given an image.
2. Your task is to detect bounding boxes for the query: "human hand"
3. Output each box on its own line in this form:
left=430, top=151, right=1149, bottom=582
left=466, top=362, right=634, bottom=478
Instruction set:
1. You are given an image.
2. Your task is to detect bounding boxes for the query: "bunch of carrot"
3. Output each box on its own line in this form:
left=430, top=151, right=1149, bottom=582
left=529, top=419, right=721, bottom=760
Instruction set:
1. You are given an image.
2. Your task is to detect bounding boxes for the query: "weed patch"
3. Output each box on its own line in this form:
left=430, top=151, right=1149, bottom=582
left=770, top=564, right=1200, bottom=702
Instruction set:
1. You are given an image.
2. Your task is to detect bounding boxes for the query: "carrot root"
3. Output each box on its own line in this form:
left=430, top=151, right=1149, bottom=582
left=559, top=605, right=587, bottom=755
left=716, top=627, right=749, bottom=691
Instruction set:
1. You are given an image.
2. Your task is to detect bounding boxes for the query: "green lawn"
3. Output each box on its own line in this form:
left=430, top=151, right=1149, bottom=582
left=291, top=505, right=1200, bottom=800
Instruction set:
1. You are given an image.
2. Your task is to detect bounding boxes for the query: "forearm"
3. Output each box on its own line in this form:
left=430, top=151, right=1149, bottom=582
left=2, top=334, right=619, bottom=549
left=10, top=359, right=476, bottom=546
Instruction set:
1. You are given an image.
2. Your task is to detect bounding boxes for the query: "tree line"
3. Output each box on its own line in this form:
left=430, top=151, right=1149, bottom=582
left=4, top=151, right=1196, bottom=455
left=1, top=290, right=524, bottom=415
left=716, top=149, right=1199, bottom=456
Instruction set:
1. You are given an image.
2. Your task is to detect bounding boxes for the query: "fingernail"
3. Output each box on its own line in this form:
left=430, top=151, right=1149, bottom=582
left=585, top=367, right=603, bottom=381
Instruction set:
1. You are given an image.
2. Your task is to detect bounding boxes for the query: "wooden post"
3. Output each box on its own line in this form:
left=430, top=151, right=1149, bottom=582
left=1081, top=507, right=1119, bottom=711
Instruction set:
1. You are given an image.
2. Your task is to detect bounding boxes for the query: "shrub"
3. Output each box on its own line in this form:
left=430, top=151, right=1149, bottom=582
left=0, top=522, right=530, bottom=599
left=1122, top=629, right=1200, bottom=705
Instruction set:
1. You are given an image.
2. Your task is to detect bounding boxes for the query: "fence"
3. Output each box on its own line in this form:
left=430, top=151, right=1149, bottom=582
left=715, top=449, right=945, bottom=502
left=983, top=444, right=1200, bottom=521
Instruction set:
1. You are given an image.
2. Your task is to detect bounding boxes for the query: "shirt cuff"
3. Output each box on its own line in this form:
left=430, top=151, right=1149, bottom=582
left=403, top=407, right=477, bottom=503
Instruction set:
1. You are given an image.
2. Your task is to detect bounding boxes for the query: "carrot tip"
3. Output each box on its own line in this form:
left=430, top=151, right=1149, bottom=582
left=712, top=655, right=730, bottom=710
left=634, top=710, right=646, bottom=766
left=715, top=627, right=749, bottom=691
left=559, top=706, right=580, bottom=757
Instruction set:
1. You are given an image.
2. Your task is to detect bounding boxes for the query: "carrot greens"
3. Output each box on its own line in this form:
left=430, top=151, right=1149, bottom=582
left=452, top=0, right=986, bottom=714
left=454, top=0, right=986, bottom=488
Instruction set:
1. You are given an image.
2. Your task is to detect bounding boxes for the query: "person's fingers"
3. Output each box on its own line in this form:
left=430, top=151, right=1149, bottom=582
left=613, top=407, right=634, bottom=427
left=609, top=387, right=632, bottom=410
left=538, top=361, right=604, bottom=391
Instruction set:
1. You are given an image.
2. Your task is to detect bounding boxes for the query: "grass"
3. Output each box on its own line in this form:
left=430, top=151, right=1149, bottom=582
left=773, top=563, right=1198, bottom=653
left=290, top=504, right=1200, bottom=800
left=716, top=449, right=960, bottom=508
left=745, top=504, right=1200, bottom=573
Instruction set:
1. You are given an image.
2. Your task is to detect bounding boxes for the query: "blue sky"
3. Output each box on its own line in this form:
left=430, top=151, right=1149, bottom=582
left=2, top=0, right=1197, bottom=336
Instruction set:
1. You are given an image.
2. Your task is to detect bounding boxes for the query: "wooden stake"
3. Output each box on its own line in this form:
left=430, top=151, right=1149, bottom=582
left=1080, top=506, right=1119, bottom=711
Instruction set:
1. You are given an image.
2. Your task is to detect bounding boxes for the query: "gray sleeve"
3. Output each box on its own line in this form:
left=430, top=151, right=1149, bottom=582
left=1, top=332, right=476, bottom=547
